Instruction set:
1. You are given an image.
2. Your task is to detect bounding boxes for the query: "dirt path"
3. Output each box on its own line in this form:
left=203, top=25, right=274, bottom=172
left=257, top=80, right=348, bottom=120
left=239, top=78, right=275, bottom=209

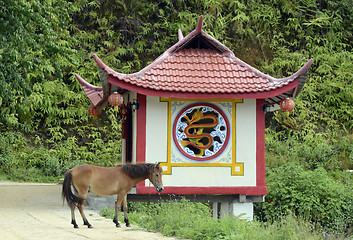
left=0, top=181, right=180, bottom=240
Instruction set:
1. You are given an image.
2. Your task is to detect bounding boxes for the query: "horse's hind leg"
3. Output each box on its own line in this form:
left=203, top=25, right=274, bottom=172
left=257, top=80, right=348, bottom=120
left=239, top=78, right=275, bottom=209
left=78, top=199, right=93, bottom=228
left=70, top=205, right=79, bottom=228
left=123, top=195, right=130, bottom=227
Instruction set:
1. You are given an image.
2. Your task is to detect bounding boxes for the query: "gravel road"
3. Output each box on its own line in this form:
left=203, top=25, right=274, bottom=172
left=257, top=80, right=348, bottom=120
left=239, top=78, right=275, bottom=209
left=0, top=181, right=180, bottom=240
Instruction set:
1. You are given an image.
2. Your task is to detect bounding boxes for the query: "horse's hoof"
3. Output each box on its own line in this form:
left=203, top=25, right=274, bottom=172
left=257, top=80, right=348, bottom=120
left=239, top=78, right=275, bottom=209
left=88, top=225, right=93, bottom=229
left=116, top=223, right=121, bottom=228
left=126, top=223, right=131, bottom=227
left=73, top=225, right=79, bottom=229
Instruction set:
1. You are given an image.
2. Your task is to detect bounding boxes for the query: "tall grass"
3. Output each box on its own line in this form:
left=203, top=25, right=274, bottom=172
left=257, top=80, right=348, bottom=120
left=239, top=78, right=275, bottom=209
left=100, top=199, right=347, bottom=240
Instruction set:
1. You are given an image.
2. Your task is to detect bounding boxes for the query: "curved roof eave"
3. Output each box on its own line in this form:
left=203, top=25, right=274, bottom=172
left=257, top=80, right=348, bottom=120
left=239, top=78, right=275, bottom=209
left=75, top=74, right=104, bottom=106
left=94, top=55, right=312, bottom=99
left=271, top=58, right=313, bottom=83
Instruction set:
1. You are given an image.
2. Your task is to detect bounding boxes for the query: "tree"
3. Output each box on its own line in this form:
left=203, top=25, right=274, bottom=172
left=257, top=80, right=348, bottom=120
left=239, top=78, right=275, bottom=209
left=0, top=0, right=73, bottom=130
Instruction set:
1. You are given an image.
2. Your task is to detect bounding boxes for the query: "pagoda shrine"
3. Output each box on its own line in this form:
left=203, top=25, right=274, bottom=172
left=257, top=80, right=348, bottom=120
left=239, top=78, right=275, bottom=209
left=76, top=16, right=312, bottom=219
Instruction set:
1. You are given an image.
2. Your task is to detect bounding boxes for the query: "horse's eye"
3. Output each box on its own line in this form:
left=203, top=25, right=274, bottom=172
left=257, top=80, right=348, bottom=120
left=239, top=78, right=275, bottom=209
left=155, top=174, right=159, bottom=177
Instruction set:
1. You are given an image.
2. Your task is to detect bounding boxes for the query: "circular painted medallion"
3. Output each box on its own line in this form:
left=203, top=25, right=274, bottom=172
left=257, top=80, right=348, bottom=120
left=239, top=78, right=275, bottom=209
left=172, top=103, right=230, bottom=161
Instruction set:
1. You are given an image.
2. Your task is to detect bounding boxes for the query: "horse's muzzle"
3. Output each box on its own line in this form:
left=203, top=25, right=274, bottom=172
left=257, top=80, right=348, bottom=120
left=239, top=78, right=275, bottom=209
left=155, top=184, right=164, bottom=192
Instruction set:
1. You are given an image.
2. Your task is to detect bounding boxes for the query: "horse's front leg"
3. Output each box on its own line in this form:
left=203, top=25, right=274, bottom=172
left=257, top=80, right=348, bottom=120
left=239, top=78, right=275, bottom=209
left=123, top=194, right=130, bottom=227
left=113, top=194, right=123, bottom=227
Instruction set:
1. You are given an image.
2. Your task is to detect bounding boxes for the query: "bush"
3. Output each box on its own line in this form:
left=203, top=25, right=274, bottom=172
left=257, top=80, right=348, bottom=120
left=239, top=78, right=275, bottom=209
left=265, top=128, right=353, bottom=171
left=255, top=163, right=353, bottom=233
left=43, top=156, right=61, bottom=176
left=0, top=129, right=121, bottom=182
left=0, top=132, right=22, bottom=174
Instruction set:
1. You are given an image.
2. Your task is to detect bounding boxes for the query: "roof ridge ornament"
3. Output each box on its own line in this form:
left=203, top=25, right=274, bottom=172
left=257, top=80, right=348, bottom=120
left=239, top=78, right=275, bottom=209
left=196, top=15, right=204, bottom=33
left=178, top=29, right=184, bottom=41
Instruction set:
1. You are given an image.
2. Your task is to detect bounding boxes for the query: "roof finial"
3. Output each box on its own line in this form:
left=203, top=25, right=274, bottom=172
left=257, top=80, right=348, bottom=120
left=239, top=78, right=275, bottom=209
left=178, top=29, right=184, bottom=41
left=196, top=15, right=204, bottom=32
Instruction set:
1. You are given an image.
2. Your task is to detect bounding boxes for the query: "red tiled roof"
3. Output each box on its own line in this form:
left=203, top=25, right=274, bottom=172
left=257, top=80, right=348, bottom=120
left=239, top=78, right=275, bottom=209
left=76, top=15, right=312, bottom=107
left=98, top=48, right=311, bottom=95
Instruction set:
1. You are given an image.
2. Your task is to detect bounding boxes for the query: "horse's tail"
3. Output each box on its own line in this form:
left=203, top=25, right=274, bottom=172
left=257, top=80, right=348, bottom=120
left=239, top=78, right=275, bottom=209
left=62, top=170, right=83, bottom=208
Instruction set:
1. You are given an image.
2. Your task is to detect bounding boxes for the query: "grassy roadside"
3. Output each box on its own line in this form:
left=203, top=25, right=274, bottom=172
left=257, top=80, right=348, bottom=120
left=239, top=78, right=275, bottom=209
left=100, top=199, right=346, bottom=240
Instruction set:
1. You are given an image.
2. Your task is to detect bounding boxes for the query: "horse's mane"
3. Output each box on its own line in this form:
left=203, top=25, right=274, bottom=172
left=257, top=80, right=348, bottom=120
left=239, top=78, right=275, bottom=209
left=120, top=163, right=155, bottom=179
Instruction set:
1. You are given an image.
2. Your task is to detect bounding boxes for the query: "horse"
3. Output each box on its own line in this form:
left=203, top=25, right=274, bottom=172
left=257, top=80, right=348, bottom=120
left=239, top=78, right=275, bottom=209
left=62, top=162, right=164, bottom=228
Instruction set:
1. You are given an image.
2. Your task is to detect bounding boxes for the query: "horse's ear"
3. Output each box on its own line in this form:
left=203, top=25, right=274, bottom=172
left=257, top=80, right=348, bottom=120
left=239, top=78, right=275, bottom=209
left=155, top=162, right=160, bottom=168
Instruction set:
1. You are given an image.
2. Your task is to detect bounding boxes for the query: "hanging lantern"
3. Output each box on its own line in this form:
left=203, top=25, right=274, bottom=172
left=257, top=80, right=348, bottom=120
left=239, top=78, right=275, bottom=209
left=108, top=92, right=124, bottom=116
left=108, top=92, right=124, bottom=106
left=88, top=106, right=101, bottom=116
left=280, top=98, right=295, bottom=112
left=120, top=105, right=128, bottom=118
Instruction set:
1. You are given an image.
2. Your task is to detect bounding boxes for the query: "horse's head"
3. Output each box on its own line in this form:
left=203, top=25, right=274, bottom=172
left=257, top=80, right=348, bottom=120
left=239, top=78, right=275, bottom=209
left=149, top=162, right=164, bottom=192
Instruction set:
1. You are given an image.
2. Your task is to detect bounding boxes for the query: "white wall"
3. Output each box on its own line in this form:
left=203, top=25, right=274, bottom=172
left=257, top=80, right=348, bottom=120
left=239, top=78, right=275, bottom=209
left=235, top=98, right=257, bottom=186
left=145, top=96, right=169, bottom=163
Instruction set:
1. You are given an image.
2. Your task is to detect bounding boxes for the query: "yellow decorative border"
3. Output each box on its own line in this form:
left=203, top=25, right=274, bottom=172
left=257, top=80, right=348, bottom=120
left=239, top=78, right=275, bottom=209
left=160, top=98, right=244, bottom=176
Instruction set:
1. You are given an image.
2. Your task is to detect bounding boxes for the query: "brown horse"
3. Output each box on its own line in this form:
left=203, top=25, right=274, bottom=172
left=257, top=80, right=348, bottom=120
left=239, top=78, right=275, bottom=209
left=62, top=162, right=164, bottom=228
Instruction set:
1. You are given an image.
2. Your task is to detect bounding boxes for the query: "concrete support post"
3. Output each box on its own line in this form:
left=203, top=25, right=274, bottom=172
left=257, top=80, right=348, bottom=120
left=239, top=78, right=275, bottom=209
left=231, top=202, right=253, bottom=220
left=231, top=194, right=254, bottom=220
left=220, top=202, right=231, bottom=218
left=212, top=202, right=219, bottom=219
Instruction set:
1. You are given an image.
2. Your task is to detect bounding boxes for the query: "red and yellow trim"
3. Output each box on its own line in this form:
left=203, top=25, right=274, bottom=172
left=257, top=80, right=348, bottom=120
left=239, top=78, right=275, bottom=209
left=160, top=98, right=243, bottom=176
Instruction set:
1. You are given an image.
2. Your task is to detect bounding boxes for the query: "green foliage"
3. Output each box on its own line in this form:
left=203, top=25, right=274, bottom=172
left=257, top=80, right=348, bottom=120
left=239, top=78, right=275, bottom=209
left=0, top=124, right=121, bottom=182
left=0, top=0, right=74, bottom=120
left=100, top=200, right=336, bottom=240
left=265, top=128, right=353, bottom=170
left=255, top=163, right=353, bottom=234
left=1, top=1, right=124, bottom=179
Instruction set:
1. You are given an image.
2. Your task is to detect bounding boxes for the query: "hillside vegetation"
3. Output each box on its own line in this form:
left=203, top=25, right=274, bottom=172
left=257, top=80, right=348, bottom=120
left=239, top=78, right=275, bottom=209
left=1, top=0, right=352, bottom=236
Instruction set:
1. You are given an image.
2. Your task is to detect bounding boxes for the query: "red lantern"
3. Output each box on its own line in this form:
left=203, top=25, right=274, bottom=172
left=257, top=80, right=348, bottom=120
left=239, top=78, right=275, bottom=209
left=88, top=106, right=101, bottom=116
left=280, top=98, right=295, bottom=112
left=120, top=105, right=128, bottom=117
left=108, top=92, right=124, bottom=117
left=108, top=93, right=124, bottom=107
